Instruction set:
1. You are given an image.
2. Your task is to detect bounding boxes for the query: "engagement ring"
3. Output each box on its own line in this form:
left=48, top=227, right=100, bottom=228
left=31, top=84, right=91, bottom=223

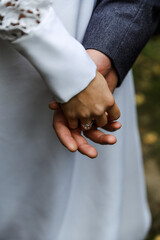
left=81, top=121, right=93, bottom=131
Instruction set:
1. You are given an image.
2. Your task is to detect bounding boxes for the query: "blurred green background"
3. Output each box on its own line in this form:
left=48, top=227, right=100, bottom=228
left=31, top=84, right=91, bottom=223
left=133, top=35, right=160, bottom=240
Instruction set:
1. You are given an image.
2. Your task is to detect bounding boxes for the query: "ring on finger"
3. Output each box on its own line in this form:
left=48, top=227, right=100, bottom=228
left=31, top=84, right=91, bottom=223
left=81, top=121, right=93, bottom=131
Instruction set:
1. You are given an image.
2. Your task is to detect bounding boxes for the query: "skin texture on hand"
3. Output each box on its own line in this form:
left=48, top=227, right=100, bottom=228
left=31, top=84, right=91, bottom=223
left=52, top=109, right=121, bottom=158
left=61, top=70, right=120, bottom=129
left=49, top=49, right=121, bottom=158
left=86, top=49, right=118, bottom=93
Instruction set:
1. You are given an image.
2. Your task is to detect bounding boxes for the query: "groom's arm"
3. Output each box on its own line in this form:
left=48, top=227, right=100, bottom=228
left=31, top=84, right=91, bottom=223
left=83, top=0, right=160, bottom=86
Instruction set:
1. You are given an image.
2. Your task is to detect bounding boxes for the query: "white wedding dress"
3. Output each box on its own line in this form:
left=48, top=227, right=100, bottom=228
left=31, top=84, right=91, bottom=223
left=0, top=0, right=151, bottom=239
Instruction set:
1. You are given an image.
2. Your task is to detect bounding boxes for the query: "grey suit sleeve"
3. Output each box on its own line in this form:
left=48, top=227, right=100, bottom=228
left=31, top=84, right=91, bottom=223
left=83, top=0, right=160, bottom=86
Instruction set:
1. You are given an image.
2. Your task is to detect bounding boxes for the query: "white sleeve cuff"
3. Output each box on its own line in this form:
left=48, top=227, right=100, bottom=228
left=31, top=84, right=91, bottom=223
left=12, top=7, right=97, bottom=103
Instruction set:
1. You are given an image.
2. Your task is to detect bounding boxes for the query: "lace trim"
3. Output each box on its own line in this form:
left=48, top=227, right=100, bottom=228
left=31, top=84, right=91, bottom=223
left=0, top=0, right=53, bottom=41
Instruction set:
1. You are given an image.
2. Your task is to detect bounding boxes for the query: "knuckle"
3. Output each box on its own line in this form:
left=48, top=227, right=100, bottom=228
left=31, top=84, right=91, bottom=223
left=93, top=104, right=105, bottom=116
left=107, top=96, right=115, bottom=108
left=66, top=111, right=76, bottom=120
left=79, top=109, right=90, bottom=118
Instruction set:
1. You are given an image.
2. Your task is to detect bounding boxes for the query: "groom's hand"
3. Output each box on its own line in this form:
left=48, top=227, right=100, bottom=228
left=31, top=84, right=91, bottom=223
left=52, top=109, right=121, bottom=158
left=86, top=49, right=118, bottom=94
left=61, top=71, right=120, bottom=129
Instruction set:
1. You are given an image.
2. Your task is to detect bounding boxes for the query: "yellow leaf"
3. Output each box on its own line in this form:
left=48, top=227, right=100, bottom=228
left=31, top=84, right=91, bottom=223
left=154, top=235, right=160, bottom=240
left=135, top=93, right=146, bottom=106
left=143, top=132, right=159, bottom=145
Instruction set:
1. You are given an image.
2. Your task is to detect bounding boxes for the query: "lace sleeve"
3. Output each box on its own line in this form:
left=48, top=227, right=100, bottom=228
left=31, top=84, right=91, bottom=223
left=0, top=0, right=52, bottom=41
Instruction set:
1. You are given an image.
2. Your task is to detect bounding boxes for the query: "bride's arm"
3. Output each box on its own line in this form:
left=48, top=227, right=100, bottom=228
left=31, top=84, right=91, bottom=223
left=0, top=0, right=97, bottom=103
left=0, top=0, right=121, bottom=131
left=83, top=0, right=160, bottom=86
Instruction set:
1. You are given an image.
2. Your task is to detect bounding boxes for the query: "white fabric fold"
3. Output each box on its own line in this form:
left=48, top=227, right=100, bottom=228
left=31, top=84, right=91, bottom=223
left=0, top=1, right=151, bottom=239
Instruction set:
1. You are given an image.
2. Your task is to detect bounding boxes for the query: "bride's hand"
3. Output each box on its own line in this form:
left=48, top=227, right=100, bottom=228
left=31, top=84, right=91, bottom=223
left=61, top=70, right=120, bottom=130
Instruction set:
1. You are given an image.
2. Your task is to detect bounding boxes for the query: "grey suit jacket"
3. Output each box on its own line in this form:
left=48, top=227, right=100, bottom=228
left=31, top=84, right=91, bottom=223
left=83, top=0, right=160, bottom=85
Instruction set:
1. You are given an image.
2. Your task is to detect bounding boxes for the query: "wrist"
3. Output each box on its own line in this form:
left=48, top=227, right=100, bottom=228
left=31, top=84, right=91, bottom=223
left=86, top=49, right=118, bottom=93
left=86, top=49, right=112, bottom=76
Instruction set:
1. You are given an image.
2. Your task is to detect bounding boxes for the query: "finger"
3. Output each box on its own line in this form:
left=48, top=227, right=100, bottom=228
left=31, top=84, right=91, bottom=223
left=78, top=143, right=98, bottom=159
left=94, top=113, right=108, bottom=127
left=49, top=100, right=60, bottom=110
left=102, top=121, right=122, bottom=132
left=107, top=102, right=121, bottom=122
left=53, top=110, right=78, bottom=152
left=80, top=117, right=93, bottom=131
left=67, top=118, right=79, bottom=129
left=71, top=129, right=98, bottom=158
left=84, top=128, right=117, bottom=145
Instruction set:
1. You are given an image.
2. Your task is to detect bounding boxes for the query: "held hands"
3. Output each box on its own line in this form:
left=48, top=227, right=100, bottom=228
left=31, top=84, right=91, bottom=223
left=61, top=70, right=120, bottom=129
left=52, top=109, right=121, bottom=158
left=49, top=50, right=121, bottom=158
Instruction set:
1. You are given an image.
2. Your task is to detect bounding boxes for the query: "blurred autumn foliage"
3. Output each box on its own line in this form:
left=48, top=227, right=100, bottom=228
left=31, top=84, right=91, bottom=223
left=133, top=36, right=160, bottom=240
